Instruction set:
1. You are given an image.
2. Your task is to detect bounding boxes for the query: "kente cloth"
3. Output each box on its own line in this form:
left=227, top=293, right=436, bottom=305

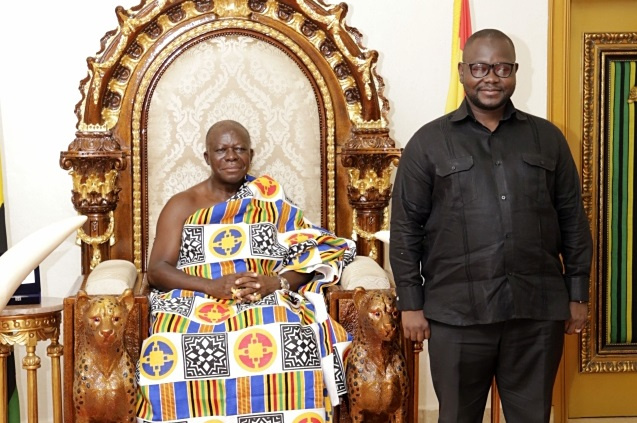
left=136, top=175, right=356, bottom=423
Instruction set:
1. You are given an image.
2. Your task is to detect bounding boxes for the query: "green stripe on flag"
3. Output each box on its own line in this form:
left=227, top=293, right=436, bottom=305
left=7, top=353, right=20, bottom=423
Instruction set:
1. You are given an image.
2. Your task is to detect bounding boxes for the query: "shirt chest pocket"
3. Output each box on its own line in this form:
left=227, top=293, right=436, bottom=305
left=521, top=153, right=556, bottom=204
left=434, top=156, right=477, bottom=207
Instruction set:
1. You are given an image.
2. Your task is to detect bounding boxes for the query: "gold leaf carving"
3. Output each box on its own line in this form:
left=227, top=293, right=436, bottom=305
left=628, top=86, right=637, bottom=104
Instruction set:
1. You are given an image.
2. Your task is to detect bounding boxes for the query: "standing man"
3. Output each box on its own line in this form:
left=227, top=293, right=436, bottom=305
left=390, top=29, right=592, bottom=422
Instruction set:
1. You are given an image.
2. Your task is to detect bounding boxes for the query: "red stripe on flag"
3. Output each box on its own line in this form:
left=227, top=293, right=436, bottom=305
left=445, top=0, right=473, bottom=113
left=459, top=0, right=472, bottom=50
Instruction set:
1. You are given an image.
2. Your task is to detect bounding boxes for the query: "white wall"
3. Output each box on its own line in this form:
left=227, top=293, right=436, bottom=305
left=0, top=1, right=547, bottom=421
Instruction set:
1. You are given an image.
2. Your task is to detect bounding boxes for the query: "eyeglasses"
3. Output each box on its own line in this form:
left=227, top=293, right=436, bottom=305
left=461, top=62, right=517, bottom=78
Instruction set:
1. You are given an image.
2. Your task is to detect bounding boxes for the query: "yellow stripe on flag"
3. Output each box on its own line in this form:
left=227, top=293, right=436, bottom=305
left=445, top=0, right=472, bottom=113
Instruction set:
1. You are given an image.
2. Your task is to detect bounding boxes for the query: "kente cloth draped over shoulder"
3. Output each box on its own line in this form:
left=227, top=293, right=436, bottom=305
left=136, top=175, right=356, bottom=423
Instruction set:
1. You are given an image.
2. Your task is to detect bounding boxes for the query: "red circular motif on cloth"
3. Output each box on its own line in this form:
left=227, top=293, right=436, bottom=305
left=288, top=232, right=315, bottom=244
left=293, top=412, right=324, bottom=423
left=195, top=302, right=234, bottom=323
left=234, top=328, right=277, bottom=372
left=253, top=175, right=280, bottom=198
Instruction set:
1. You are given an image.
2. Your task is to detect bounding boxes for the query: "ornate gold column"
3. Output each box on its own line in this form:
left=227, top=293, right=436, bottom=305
left=0, top=301, right=63, bottom=423
left=342, top=128, right=401, bottom=263
left=60, top=129, right=128, bottom=274
left=47, top=339, right=63, bottom=423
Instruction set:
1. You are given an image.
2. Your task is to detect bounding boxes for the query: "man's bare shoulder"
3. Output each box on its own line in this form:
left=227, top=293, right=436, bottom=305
left=161, top=181, right=209, bottom=220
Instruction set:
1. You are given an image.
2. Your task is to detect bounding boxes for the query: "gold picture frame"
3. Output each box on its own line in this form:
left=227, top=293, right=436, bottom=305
left=581, top=32, right=637, bottom=372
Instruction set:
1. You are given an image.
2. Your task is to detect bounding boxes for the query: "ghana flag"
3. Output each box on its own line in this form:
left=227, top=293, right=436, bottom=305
left=445, top=0, right=472, bottom=113
left=0, top=152, right=20, bottom=422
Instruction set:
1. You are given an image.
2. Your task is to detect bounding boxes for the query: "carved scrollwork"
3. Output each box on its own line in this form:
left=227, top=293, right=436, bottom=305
left=0, top=312, right=61, bottom=347
left=113, top=65, right=131, bottom=82
left=77, top=211, right=116, bottom=270
left=343, top=128, right=397, bottom=150
left=342, top=130, right=400, bottom=205
left=166, top=4, right=186, bottom=22
left=248, top=0, right=268, bottom=13
left=344, top=87, right=360, bottom=104
left=61, top=130, right=127, bottom=213
left=334, top=62, right=350, bottom=79
left=47, top=341, right=64, bottom=358
left=144, top=21, right=162, bottom=38
left=61, top=130, right=128, bottom=272
left=320, top=39, right=337, bottom=58
left=351, top=208, right=389, bottom=261
left=215, top=0, right=250, bottom=17
left=126, top=41, right=144, bottom=59
left=103, top=90, right=122, bottom=110
left=301, top=20, right=319, bottom=37
left=348, top=167, right=393, bottom=204
left=22, top=353, right=41, bottom=370
left=277, top=3, right=294, bottom=22
left=342, top=129, right=401, bottom=260
left=78, top=0, right=389, bottom=132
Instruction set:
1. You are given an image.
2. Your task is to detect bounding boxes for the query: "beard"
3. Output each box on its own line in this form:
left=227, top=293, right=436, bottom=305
left=465, top=87, right=512, bottom=111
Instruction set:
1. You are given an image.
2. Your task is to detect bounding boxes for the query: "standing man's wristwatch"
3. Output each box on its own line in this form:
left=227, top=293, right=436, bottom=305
left=278, top=275, right=290, bottom=290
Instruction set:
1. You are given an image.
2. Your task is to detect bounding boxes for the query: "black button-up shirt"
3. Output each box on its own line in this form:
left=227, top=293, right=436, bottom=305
left=390, top=100, right=593, bottom=325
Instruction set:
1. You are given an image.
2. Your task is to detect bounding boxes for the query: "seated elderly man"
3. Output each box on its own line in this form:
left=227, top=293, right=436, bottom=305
left=136, top=120, right=356, bottom=422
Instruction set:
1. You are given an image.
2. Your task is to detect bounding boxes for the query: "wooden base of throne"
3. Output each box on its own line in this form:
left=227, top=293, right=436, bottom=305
left=326, top=286, right=420, bottom=423
left=62, top=277, right=149, bottom=423
left=62, top=278, right=418, bottom=422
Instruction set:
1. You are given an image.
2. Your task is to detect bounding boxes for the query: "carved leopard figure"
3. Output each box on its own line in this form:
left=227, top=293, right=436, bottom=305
left=74, top=288, right=135, bottom=423
left=346, top=287, right=409, bottom=423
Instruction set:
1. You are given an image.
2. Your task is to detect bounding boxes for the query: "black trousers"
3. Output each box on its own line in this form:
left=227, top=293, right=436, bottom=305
left=428, top=319, right=564, bottom=423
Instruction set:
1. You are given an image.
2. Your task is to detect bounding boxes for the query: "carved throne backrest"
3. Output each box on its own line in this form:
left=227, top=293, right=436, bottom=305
left=60, top=0, right=401, bottom=277
left=146, top=34, right=323, bottom=257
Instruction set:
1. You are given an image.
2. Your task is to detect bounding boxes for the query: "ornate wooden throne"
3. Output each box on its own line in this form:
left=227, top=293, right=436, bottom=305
left=59, top=0, right=415, bottom=421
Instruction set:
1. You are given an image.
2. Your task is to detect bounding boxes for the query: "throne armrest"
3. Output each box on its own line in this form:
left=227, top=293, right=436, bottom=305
left=340, top=255, right=392, bottom=290
left=84, top=259, right=138, bottom=295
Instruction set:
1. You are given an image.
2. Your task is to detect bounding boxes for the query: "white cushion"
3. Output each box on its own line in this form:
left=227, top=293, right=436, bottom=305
left=85, top=260, right=137, bottom=295
left=340, top=256, right=391, bottom=290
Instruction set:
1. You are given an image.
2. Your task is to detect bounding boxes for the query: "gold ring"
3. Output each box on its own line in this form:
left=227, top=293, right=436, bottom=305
left=231, top=287, right=241, bottom=300
left=253, top=292, right=262, bottom=302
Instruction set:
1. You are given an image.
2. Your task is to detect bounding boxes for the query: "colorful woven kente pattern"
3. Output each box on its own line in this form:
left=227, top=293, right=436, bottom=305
left=605, top=60, right=637, bottom=344
left=136, top=175, right=355, bottom=422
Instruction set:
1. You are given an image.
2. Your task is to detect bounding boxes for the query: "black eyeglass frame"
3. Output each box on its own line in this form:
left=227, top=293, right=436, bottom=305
left=460, top=62, right=518, bottom=78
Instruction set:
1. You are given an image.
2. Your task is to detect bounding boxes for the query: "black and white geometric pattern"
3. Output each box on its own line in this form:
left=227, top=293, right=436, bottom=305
left=235, top=292, right=279, bottom=313
left=228, top=181, right=252, bottom=200
left=177, top=226, right=205, bottom=267
left=135, top=361, right=141, bottom=385
left=342, top=245, right=356, bottom=266
left=282, top=239, right=317, bottom=267
left=280, top=324, right=321, bottom=370
left=238, top=413, right=284, bottom=423
left=333, top=345, right=347, bottom=396
left=182, top=333, right=230, bottom=379
left=151, top=293, right=195, bottom=318
left=250, top=223, right=288, bottom=258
